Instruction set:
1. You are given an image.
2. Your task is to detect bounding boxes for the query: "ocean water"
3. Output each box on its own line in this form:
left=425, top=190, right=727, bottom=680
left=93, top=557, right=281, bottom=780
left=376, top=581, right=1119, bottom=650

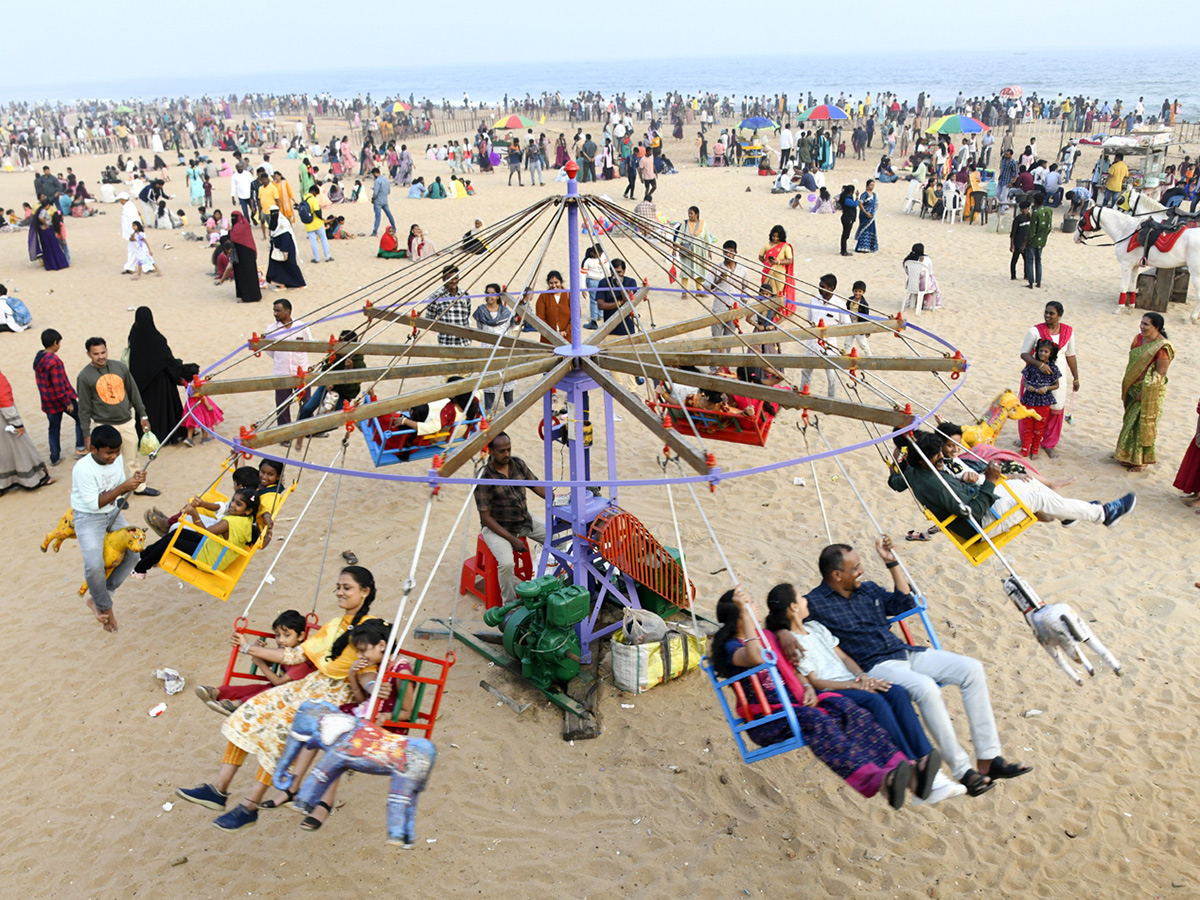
left=17, top=50, right=1200, bottom=118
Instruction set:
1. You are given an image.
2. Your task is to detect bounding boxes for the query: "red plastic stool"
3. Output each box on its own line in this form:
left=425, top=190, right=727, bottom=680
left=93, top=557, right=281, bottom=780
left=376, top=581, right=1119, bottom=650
left=459, top=535, right=532, bottom=610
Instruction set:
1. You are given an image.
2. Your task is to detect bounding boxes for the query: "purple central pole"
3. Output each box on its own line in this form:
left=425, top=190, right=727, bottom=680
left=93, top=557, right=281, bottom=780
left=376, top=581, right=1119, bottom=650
left=565, top=162, right=583, bottom=354
left=537, top=162, right=641, bottom=663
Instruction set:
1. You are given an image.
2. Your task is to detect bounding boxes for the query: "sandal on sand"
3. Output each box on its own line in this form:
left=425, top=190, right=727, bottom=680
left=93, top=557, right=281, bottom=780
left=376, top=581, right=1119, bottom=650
left=300, top=800, right=333, bottom=831
left=987, top=756, right=1032, bottom=780
left=906, top=530, right=931, bottom=542
left=259, top=788, right=296, bottom=810
left=887, top=760, right=912, bottom=810
left=915, top=748, right=941, bottom=800
left=342, top=550, right=358, bottom=564
left=960, top=768, right=994, bottom=797
left=194, top=685, right=220, bottom=704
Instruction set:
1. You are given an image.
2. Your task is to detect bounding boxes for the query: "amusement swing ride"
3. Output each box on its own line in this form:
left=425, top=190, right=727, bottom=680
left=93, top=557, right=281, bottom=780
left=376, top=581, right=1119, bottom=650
left=162, top=159, right=1121, bottom=818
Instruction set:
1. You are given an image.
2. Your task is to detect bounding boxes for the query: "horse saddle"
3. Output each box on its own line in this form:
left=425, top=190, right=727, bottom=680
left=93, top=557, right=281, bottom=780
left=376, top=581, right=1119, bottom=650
left=1128, top=219, right=1198, bottom=256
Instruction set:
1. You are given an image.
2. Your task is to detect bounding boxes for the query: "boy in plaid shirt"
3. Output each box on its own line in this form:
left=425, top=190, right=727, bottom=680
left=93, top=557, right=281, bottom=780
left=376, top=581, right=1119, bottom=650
left=33, top=328, right=83, bottom=466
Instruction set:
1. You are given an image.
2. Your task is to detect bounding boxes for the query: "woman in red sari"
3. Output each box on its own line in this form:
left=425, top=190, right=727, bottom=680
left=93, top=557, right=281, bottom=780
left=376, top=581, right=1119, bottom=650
left=758, top=224, right=795, bottom=318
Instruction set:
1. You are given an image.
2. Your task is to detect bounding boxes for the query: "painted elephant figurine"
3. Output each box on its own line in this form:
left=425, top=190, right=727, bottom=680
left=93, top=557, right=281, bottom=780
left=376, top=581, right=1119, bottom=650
left=274, top=700, right=436, bottom=847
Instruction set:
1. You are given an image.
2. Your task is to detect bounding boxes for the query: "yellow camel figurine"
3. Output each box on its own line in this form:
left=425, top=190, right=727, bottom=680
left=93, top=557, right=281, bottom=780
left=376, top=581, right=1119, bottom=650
left=960, top=389, right=1043, bottom=448
left=41, top=508, right=146, bottom=596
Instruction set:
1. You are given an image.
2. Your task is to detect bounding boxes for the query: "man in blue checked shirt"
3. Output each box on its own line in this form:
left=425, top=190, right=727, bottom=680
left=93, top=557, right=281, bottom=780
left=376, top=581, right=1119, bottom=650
left=800, top=536, right=1031, bottom=798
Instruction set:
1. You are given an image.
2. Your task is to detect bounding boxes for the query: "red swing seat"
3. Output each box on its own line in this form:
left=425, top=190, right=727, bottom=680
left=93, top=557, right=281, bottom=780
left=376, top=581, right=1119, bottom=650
left=220, top=613, right=321, bottom=688
left=378, top=648, right=456, bottom=739
left=646, top=400, right=773, bottom=447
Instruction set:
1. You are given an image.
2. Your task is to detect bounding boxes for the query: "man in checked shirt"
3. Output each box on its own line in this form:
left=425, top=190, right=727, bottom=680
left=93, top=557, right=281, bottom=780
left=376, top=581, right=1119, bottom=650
left=421, top=264, right=471, bottom=346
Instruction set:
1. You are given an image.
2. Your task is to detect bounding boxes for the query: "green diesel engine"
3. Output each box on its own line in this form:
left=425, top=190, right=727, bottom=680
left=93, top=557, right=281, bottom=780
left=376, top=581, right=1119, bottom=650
left=482, top=575, right=590, bottom=690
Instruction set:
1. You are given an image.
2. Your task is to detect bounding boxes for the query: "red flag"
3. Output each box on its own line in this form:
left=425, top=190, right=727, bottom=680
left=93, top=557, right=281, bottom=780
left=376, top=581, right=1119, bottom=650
left=668, top=264, right=677, bottom=284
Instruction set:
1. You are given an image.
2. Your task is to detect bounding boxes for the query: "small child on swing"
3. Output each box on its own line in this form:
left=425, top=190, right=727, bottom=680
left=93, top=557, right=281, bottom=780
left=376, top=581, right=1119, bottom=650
left=144, top=464, right=259, bottom=538
left=194, top=609, right=316, bottom=715
left=131, top=488, right=260, bottom=577
left=340, top=620, right=416, bottom=724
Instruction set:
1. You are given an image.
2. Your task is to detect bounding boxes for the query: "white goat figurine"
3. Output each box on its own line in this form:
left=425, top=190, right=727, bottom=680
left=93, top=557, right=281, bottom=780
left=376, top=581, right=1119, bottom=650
left=1002, top=575, right=1122, bottom=685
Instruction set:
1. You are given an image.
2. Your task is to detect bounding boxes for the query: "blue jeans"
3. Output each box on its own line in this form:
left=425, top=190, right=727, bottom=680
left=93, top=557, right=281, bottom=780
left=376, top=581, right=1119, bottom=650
left=47, top=401, right=84, bottom=463
left=585, top=277, right=601, bottom=322
left=836, top=686, right=932, bottom=761
left=1103, top=188, right=1121, bottom=208
left=75, top=508, right=139, bottom=612
left=238, top=197, right=252, bottom=220
left=307, top=228, right=331, bottom=261
left=1024, top=246, right=1042, bottom=286
left=299, top=385, right=327, bottom=419
left=372, top=201, right=395, bottom=234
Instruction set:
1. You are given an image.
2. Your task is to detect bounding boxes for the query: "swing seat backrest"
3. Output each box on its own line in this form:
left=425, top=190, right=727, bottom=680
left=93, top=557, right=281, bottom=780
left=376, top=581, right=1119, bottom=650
left=702, top=656, right=805, bottom=765
left=921, top=476, right=1037, bottom=566
left=378, top=648, right=455, bottom=739
left=158, top=482, right=296, bottom=601
left=647, top=400, right=771, bottom=447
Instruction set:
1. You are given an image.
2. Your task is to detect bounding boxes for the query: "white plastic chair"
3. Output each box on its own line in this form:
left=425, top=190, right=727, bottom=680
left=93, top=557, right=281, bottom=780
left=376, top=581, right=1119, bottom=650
left=942, top=187, right=963, bottom=223
left=901, top=180, right=922, bottom=214
left=902, top=259, right=935, bottom=314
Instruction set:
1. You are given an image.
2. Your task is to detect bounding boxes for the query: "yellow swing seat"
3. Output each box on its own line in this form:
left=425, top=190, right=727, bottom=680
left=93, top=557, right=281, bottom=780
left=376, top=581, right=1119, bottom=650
left=921, top=476, right=1037, bottom=566
left=159, top=478, right=296, bottom=601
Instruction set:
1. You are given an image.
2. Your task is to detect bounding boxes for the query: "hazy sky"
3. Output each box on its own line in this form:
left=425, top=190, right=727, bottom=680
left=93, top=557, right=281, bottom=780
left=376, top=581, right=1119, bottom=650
left=6, top=0, right=1194, bottom=93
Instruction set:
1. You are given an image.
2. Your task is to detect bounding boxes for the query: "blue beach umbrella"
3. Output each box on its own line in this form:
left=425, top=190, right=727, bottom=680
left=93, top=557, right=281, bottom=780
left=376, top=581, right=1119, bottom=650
left=738, top=116, right=778, bottom=132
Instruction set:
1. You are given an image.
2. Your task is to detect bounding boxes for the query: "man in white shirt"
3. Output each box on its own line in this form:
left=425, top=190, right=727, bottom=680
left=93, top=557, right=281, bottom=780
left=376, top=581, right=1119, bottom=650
left=119, top=192, right=142, bottom=273
left=264, top=298, right=312, bottom=436
left=230, top=163, right=254, bottom=222
left=778, top=123, right=794, bottom=171
left=800, top=274, right=849, bottom=399
left=72, top=424, right=145, bottom=632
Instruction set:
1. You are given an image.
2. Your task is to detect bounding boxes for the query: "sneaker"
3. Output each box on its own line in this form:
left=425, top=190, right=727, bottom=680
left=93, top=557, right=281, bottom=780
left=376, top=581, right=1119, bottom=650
left=212, top=804, right=258, bottom=832
left=910, top=772, right=968, bottom=806
left=584, top=321, right=599, bottom=330
left=175, top=783, right=228, bottom=811
left=1102, top=492, right=1137, bottom=527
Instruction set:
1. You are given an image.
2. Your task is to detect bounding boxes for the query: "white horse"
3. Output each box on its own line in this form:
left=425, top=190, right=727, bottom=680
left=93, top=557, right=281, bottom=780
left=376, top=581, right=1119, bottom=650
left=1075, top=201, right=1200, bottom=321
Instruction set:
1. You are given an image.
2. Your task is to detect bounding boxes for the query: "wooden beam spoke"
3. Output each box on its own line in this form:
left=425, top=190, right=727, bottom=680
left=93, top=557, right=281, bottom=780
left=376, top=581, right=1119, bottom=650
left=616, top=296, right=778, bottom=343
left=597, top=356, right=913, bottom=429
left=586, top=286, right=649, bottom=343
left=436, top=361, right=572, bottom=478
left=611, top=319, right=906, bottom=354
left=601, top=351, right=964, bottom=373
left=241, top=356, right=559, bottom=448
left=364, top=307, right=550, bottom=351
left=245, top=338, right=545, bottom=359
left=578, top=359, right=712, bottom=477
left=195, top=355, right=549, bottom=397
left=502, top=292, right=570, bottom=347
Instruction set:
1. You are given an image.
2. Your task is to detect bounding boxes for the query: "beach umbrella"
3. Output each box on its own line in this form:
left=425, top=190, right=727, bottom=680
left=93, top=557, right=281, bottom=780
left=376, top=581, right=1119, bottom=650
left=493, top=113, right=537, bottom=129
left=738, top=116, right=777, bottom=132
left=390, top=101, right=411, bottom=113
left=926, top=114, right=989, bottom=135
left=1000, top=85, right=1023, bottom=100
left=114, top=105, right=134, bottom=114
left=799, top=104, right=849, bottom=122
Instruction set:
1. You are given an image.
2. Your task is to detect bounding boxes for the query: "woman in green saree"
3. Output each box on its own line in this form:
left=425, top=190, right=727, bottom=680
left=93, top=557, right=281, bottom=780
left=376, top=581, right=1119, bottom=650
left=1116, top=312, right=1174, bottom=471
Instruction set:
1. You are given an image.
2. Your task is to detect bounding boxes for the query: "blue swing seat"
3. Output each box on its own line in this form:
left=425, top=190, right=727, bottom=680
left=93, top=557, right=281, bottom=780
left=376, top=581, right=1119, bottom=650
left=702, top=656, right=806, bottom=764
left=358, top=395, right=486, bottom=467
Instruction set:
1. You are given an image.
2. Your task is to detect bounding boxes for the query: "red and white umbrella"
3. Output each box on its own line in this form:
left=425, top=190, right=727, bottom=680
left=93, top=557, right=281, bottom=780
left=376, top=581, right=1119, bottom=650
left=1000, top=85, right=1023, bottom=100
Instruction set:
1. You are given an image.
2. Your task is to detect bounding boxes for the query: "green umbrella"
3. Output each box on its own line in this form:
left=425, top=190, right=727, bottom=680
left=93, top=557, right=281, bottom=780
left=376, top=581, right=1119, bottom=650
left=114, top=105, right=134, bottom=114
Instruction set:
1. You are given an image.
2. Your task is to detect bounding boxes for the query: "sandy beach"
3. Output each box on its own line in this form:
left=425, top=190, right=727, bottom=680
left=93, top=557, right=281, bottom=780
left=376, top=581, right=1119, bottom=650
left=2, top=113, right=1199, bottom=900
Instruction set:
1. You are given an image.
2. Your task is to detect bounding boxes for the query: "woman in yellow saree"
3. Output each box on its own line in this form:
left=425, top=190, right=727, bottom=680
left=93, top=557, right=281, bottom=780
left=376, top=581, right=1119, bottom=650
left=1116, top=313, right=1174, bottom=471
